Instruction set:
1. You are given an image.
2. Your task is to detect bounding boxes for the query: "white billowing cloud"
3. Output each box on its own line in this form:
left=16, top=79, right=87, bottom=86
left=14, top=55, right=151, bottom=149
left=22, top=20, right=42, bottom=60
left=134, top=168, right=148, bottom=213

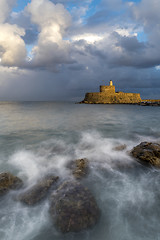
left=26, top=0, right=73, bottom=70
left=72, top=33, right=104, bottom=43
left=115, top=28, right=137, bottom=37
left=0, top=0, right=17, bottom=23
left=27, top=0, right=71, bottom=32
left=0, top=23, right=27, bottom=66
left=0, top=0, right=27, bottom=67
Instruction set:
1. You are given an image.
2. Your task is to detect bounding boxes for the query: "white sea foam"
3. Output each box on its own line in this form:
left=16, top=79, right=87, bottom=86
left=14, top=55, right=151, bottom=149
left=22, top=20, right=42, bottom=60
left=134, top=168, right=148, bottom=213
left=0, top=199, right=50, bottom=240
left=8, top=130, right=138, bottom=184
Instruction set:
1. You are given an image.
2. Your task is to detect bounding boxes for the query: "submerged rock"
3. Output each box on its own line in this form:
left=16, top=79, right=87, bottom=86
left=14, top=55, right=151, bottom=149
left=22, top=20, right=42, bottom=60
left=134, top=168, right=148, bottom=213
left=131, top=142, right=160, bottom=167
left=68, top=158, right=89, bottom=179
left=49, top=181, right=100, bottom=233
left=18, top=175, right=59, bottom=205
left=113, top=144, right=127, bottom=151
left=0, top=172, right=23, bottom=196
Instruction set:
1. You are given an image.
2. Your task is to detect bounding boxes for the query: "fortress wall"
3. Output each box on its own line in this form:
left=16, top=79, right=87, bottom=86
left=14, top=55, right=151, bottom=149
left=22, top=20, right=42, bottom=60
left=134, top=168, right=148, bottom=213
left=84, top=93, right=105, bottom=103
left=84, top=92, right=142, bottom=104
left=115, top=92, right=142, bottom=103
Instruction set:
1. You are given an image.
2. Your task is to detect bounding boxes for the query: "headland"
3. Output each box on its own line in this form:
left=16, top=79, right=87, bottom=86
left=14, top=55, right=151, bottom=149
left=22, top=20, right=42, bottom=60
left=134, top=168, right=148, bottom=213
left=80, top=80, right=160, bottom=105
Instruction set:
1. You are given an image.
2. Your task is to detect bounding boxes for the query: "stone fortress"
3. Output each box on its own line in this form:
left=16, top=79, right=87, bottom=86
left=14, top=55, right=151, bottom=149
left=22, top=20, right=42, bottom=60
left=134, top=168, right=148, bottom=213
left=81, top=80, right=142, bottom=104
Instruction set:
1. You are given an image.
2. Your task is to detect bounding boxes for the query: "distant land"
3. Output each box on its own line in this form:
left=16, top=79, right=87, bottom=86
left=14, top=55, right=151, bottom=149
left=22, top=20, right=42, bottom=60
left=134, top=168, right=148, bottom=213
left=80, top=81, right=160, bottom=106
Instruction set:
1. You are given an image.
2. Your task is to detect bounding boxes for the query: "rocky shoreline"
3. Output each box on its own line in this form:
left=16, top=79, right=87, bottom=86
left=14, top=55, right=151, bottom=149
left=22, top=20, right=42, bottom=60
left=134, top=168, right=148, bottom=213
left=1, top=142, right=160, bottom=233
left=0, top=158, right=100, bottom=234
left=138, top=101, right=160, bottom=106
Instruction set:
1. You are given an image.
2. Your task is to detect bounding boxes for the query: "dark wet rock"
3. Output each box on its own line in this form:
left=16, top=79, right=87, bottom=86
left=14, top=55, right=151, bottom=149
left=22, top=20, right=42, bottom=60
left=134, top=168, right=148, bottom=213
left=0, top=172, right=23, bottom=196
left=131, top=142, right=160, bottom=167
left=113, top=144, right=127, bottom=151
left=18, top=175, right=59, bottom=205
left=68, top=158, right=89, bottom=179
left=74, top=158, right=89, bottom=176
left=49, top=181, right=100, bottom=233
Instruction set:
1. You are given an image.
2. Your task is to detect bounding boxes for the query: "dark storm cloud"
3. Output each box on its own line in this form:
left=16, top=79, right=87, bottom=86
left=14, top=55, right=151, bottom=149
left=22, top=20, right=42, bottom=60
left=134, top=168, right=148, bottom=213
left=68, top=64, right=86, bottom=71
left=114, top=33, right=146, bottom=53
left=0, top=60, right=160, bottom=101
left=71, top=30, right=160, bottom=70
left=84, top=43, right=107, bottom=59
left=106, top=42, right=160, bottom=69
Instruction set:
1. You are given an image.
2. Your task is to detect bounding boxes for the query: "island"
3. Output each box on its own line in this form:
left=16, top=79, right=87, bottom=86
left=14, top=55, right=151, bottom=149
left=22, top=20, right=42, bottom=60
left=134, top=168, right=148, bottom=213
left=80, top=80, right=160, bottom=105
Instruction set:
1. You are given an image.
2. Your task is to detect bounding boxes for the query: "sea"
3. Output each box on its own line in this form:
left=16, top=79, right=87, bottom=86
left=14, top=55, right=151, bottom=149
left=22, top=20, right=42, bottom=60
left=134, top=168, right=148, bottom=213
left=0, top=102, right=160, bottom=240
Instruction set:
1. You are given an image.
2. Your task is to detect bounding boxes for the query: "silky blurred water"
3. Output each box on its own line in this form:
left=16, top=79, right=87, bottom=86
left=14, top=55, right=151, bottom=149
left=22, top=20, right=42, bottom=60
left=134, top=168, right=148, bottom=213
left=0, top=102, right=160, bottom=240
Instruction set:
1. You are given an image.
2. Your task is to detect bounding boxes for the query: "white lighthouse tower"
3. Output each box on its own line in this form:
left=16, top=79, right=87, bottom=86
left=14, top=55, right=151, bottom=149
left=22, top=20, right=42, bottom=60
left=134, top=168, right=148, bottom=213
left=110, top=80, right=113, bottom=86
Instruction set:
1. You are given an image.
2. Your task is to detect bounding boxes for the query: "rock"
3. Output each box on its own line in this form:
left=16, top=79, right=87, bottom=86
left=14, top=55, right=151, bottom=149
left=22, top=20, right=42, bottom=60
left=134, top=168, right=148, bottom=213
left=139, top=101, right=160, bottom=106
left=130, top=142, right=160, bottom=167
left=113, top=144, right=127, bottom=151
left=49, top=181, right=100, bottom=233
left=68, top=158, right=89, bottom=179
left=18, top=175, right=59, bottom=205
left=0, top=172, right=23, bottom=196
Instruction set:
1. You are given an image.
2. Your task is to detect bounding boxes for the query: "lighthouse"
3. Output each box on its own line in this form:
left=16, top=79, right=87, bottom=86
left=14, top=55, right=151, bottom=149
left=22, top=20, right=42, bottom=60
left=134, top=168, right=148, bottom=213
left=110, top=80, right=113, bottom=86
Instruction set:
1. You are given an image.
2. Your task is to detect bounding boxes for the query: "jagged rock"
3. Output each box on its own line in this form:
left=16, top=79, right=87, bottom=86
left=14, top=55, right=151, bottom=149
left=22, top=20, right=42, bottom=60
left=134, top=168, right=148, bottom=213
left=130, top=142, right=160, bottom=167
left=113, top=144, right=127, bottom=151
left=18, top=175, right=59, bottom=205
left=49, top=181, right=100, bottom=233
left=0, top=172, right=23, bottom=196
left=68, top=158, right=89, bottom=179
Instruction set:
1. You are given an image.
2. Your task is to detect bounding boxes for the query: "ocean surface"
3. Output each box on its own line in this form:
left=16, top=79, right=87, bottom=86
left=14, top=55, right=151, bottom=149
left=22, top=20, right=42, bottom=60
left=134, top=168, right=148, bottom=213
left=0, top=102, right=160, bottom=240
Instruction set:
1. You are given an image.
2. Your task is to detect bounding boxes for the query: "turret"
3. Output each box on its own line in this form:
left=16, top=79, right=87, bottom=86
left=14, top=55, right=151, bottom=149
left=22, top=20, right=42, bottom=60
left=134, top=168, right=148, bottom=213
left=100, top=80, right=115, bottom=94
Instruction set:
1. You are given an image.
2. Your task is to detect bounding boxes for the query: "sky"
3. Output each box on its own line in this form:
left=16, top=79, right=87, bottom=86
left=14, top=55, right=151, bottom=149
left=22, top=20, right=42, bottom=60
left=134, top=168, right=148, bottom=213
left=0, top=0, right=160, bottom=101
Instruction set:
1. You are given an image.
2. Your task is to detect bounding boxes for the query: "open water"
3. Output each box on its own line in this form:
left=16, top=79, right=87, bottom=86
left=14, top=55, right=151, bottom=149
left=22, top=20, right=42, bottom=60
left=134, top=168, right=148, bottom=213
left=0, top=102, right=160, bottom=240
